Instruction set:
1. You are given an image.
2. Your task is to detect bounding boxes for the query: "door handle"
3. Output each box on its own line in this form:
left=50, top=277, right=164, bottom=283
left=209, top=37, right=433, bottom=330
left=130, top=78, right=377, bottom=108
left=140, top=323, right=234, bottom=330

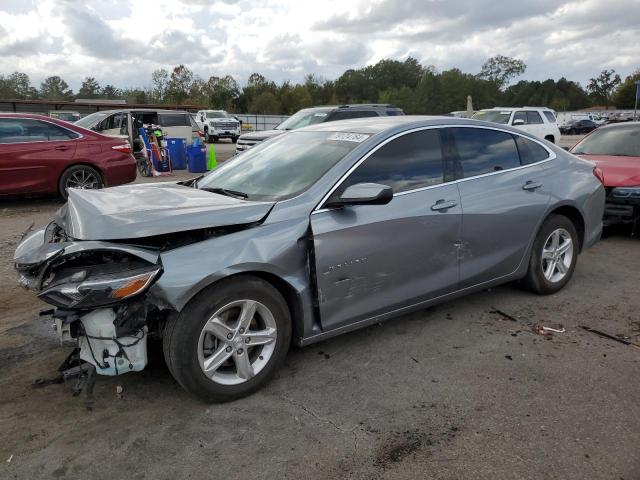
left=522, top=181, right=542, bottom=191
left=431, top=199, right=457, bottom=211
left=54, top=145, right=70, bottom=151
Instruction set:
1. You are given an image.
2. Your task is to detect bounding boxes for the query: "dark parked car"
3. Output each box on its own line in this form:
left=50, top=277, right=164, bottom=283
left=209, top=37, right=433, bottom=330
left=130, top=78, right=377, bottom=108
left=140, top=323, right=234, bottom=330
left=571, top=122, right=640, bottom=226
left=15, top=117, right=604, bottom=402
left=560, top=119, right=598, bottom=135
left=0, top=113, right=136, bottom=199
left=235, top=104, right=404, bottom=153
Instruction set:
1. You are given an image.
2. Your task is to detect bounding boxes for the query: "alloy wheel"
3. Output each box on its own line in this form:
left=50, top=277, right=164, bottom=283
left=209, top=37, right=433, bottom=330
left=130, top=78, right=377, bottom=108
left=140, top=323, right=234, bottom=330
left=66, top=169, right=99, bottom=190
left=197, top=299, right=277, bottom=385
left=541, top=228, right=574, bottom=283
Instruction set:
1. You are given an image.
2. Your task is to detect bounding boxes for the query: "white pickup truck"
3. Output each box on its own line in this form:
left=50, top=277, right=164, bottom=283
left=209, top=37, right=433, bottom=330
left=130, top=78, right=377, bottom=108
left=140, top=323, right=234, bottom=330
left=195, top=110, right=241, bottom=144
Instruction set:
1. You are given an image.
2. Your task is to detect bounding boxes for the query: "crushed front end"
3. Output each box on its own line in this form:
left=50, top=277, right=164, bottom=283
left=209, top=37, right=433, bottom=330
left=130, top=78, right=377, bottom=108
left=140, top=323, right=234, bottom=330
left=14, top=220, right=164, bottom=378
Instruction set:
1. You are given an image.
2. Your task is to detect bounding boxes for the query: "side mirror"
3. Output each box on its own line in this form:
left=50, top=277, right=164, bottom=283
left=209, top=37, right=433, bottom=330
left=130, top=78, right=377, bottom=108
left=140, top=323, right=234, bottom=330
left=512, top=119, right=525, bottom=126
left=325, top=183, right=393, bottom=208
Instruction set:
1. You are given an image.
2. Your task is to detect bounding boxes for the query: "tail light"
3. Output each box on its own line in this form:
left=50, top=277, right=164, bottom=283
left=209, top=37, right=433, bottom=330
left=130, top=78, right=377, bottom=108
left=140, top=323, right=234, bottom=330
left=593, top=167, right=604, bottom=185
left=111, top=144, right=132, bottom=154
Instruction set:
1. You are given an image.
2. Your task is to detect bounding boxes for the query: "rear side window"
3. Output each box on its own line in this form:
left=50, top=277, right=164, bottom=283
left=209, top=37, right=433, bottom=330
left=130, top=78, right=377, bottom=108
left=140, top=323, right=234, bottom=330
left=344, top=129, right=444, bottom=193
left=527, top=111, right=543, bottom=124
left=515, top=136, right=550, bottom=165
left=328, top=111, right=379, bottom=121
left=0, top=118, right=78, bottom=143
left=543, top=111, right=556, bottom=123
left=386, top=110, right=404, bottom=116
left=160, top=113, right=190, bottom=127
left=448, top=128, right=520, bottom=178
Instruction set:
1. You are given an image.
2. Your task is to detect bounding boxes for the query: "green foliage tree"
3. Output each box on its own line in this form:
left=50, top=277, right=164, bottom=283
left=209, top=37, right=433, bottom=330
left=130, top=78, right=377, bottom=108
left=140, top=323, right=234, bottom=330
left=151, top=68, right=169, bottom=102
left=39, top=76, right=73, bottom=100
left=77, top=77, right=101, bottom=98
left=0, top=72, right=37, bottom=99
left=166, top=65, right=194, bottom=104
left=587, top=69, right=621, bottom=109
left=249, top=91, right=280, bottom=114
left=478, top=55, right=527, bottom=89
left=206, top=75, right=240, bottom=110
left=101, top=84, right=122, bottom=99
left=612, top=69, right=640, bottom=109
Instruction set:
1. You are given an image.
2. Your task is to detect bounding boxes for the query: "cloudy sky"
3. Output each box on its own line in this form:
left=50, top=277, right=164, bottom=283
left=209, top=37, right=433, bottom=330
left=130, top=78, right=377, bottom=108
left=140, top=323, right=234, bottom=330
left=0, top=0, right=638, bottom=90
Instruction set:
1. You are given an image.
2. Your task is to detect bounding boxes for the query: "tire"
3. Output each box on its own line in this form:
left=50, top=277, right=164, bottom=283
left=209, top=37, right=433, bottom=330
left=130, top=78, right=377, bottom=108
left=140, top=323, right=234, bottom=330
left=203, top=128, right=212, bottom=144
left=163, top=275, right=291, bottom=402
left=58, top=165, right=103, bottom=199
left=232, top=136, right=238, bottom=144
left=522, top=214, right=579, bottom=295
left=213, top=136, right=219, bottom=143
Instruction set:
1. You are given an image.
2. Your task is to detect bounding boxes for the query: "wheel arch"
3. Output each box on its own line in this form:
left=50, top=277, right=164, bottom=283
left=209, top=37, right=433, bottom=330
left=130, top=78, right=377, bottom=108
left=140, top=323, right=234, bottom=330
left=546, top=204, right=585, bottom=252
left=544, top=134, right=555, bottom=143
left=58, top=162, right=105, bottom=195
left=178, top=271, right=305, bottom=346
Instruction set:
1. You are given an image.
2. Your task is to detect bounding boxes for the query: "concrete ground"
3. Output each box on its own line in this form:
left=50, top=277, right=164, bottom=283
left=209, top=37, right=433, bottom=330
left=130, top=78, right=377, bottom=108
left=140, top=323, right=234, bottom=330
left=2, top=135, right=640, bottom=480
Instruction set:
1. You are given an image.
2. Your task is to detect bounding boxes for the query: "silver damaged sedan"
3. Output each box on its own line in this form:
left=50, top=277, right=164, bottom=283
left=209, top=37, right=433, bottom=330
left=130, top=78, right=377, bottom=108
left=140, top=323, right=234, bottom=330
left=14, top=117, right=605, bottom=401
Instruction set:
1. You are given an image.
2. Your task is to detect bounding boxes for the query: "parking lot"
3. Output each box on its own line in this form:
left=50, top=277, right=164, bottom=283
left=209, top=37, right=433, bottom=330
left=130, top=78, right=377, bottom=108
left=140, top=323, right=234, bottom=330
left=1, top=136, right=640, bottom=480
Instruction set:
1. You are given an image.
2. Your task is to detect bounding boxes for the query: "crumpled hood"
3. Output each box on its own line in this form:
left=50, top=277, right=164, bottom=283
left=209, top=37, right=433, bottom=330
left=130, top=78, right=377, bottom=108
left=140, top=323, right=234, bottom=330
left=62, top=183, right=275, bottom=240
left=239, top=129, right=285, bottom=141
left=576, top=154, right=640, bottom=187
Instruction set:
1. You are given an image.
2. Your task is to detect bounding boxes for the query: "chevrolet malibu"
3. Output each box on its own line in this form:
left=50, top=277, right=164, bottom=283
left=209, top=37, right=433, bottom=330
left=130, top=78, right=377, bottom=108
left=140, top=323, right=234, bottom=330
left=14, top=117, right=605, bottom=402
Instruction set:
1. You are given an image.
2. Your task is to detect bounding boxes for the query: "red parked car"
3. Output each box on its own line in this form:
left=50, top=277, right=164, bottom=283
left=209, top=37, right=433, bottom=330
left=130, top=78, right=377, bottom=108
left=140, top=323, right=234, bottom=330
left=571, top=122, right=640, bottom=226
left=0, top=113, right=136, bottom=199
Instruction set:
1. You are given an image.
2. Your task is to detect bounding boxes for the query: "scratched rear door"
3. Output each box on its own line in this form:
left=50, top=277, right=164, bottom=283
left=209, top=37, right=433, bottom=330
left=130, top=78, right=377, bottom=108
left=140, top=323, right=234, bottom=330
left=310, top=128, right=462, bottom=331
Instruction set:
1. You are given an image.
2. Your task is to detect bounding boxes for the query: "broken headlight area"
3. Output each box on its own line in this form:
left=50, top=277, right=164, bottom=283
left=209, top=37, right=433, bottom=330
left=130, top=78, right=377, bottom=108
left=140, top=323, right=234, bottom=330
left=51, top=301, right=157, bottom=377
left=32, top=249, right=162, bottom=309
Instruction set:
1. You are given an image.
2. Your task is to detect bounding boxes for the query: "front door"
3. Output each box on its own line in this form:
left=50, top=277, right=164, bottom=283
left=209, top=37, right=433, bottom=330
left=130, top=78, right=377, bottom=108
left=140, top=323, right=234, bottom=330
left=311, top=128, right=462, bottom=331
left=444, top=127, right=552, bottom=287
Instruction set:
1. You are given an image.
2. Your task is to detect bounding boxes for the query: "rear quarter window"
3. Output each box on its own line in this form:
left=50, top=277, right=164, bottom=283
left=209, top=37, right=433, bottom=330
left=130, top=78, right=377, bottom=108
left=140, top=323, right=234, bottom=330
left=515, top=136, right=550, bottom=165
left=543, top=111, right=556, bottom=123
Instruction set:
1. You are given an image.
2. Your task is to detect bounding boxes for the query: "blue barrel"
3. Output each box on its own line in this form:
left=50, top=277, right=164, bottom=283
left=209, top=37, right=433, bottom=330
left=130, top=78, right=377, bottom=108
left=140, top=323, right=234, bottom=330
left=187, top=145, right=207, bottom=173
left=166, top=138, right=186, bottom=170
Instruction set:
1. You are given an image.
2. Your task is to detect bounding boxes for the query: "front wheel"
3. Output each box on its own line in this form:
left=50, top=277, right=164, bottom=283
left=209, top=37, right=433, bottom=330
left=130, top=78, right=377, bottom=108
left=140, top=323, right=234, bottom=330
left=163, top=276, right=291, bottom=402
left=522, top=215, right=579, bottom=295
left=232, top=136, right=238, bottom=144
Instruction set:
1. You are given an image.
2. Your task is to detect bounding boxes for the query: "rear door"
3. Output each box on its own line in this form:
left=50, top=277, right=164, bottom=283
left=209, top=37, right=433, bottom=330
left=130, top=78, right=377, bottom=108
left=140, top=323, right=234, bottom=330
left=0, top=118, right=78, bottom=195
left=446, top=127, right=553, bottom=287
left=311, top=128, right=462, bottom=331
left=512, top=110, right=545, bottom=139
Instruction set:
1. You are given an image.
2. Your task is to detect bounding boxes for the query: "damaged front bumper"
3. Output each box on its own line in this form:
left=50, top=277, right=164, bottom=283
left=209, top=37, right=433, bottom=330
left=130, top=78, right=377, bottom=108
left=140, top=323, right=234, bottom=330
left=604, top=188, right=640, bottom=227
left=15, top=223, right=163, bottom=377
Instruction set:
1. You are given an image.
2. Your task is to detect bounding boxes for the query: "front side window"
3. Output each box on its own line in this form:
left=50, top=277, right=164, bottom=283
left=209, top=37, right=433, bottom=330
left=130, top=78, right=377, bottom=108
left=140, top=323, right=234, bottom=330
left=0, top=118, right=78, bottom=143
left=572, top=125, right=640, bottom=157
left=343, top=129, right=444, bottom=194
left=448, top=127, right=520, bottom=178
left=197, top=131, right=363, bottom=201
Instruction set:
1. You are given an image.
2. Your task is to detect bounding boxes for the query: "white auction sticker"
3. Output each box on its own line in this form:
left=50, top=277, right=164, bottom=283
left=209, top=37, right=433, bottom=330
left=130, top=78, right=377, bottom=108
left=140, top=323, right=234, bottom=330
left=328, top=133, right=370, bottom=143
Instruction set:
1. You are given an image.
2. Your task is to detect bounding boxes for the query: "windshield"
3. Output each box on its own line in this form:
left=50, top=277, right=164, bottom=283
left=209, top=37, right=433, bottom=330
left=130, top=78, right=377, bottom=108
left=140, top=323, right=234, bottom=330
left=197, top=131, right=365, bottom=200
left=572, top=125, right=640, bottom=157
left=472, top=110, right=511, bottom=125
left=276, top=109, right=331, bottom=130
left=75, top=112, right=108, bottom=128
left=206, top=111, right=230, bottom=118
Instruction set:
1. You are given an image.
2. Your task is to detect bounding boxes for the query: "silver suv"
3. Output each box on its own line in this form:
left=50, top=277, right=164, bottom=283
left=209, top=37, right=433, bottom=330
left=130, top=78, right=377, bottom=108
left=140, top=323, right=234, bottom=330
left=236, top=104, right=404, bottom=153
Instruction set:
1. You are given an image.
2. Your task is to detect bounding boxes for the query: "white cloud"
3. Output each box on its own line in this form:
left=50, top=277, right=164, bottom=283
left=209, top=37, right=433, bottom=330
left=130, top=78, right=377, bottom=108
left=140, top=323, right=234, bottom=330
left=0, top=0, right=637, bottom=90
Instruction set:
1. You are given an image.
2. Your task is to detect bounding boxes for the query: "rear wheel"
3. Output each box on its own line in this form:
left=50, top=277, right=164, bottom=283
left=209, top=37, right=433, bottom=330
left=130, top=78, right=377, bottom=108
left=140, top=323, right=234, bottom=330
left=58, top=165, right=103, bottom=199
left=522, top=215, right=578, bottom=295
left=544, top=135, right=555, bottom=143
left=163, top=276, right=291, bottom=402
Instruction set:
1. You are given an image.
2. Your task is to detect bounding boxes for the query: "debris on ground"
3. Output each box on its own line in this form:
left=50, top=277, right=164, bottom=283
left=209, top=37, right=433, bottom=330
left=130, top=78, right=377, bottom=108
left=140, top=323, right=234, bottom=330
left=490, top=309, right=518, bottom=322
left=532, top=324, right=566, bottom=336
left=7, top=454, right=13, bottom=463
left=580, top=326, right=640, bottom=351
left=116, top=385, right=124, bottom=399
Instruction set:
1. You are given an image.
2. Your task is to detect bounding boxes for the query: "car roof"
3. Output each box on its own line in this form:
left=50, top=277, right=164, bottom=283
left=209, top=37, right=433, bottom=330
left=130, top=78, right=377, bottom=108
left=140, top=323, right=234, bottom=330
left=597, top=121, right=640, bottom=130
left=301, top=104, right=401, bottom=112
left=300, top=115, right=517, bottom=135
left=83, top=108, right=191, bottom=114
left=0, top=112, right=65, bottom=120
left=483, top=107, right=553, bottom=112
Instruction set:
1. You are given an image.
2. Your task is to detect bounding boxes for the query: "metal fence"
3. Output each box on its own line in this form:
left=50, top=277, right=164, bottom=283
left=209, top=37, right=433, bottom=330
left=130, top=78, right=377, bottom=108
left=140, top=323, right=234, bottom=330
left=235, top=114, right=289, bottom=131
